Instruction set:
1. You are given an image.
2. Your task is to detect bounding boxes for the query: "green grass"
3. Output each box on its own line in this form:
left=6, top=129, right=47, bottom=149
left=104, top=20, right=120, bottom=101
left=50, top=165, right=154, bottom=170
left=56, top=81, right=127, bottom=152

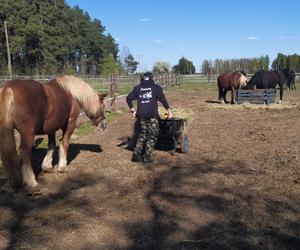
left=74, top=121, right=93, bottom=138
left=90, top=81, right=138, bottom=96
left=116, top=83, right=136, bottom=95
left=72, top=108, right=126, bottom=138
left=167, top=80, right=217, bottom=92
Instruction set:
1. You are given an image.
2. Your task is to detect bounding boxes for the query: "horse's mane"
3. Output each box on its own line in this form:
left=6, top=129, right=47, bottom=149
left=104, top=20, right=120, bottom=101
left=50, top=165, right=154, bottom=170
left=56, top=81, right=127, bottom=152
left=56, top=75, right=100, bottom=117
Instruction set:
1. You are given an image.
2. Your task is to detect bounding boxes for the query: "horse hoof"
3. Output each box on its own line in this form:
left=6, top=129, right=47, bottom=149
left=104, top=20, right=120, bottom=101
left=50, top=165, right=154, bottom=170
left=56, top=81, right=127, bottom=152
left=42, top=167, right=54, bottom=173
left=57, top=166, right=68, bottom=173
left=26, top=184, right=42, bottom=196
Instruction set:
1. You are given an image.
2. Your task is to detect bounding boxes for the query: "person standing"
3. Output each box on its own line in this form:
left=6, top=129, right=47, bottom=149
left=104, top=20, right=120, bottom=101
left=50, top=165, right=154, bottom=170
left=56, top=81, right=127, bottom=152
left=126, top=72, right=173, bottom=163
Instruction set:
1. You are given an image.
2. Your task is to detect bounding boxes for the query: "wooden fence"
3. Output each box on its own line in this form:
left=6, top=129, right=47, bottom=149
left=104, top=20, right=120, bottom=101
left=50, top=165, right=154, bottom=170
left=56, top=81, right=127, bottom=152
left=236, top=89, right=276, bottom=104
left=181, top=73, right=300, bottom=84
left=0, top=74, right=183, bottom=112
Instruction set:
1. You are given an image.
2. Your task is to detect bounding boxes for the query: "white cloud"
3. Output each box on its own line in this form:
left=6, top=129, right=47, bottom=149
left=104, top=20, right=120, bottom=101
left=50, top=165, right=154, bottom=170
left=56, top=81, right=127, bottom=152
left=139, top=18, right=149, bottom=22
left=246, top=36, right=260, bottom=40
left=115, top=38, right=120, bottom=42
left=279, top=35, right=298, bottom=40
left=152, top=39, right=163, bottom=44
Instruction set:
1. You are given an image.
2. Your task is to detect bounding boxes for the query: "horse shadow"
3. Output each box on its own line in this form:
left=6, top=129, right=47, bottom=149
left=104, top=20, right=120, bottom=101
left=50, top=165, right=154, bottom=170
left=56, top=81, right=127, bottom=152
left=31, top=143, right=103, bottom=174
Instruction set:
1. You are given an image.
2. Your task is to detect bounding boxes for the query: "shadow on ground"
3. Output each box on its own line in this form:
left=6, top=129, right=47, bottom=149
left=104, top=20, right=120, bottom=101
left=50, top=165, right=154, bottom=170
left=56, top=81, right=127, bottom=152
left=31, top=143, right=102, bottom=174
left=0, top=156, right=299, bottom=249
left=0, top=172, right=104, bottom=249
left=122, top=158, right=300, bottom=250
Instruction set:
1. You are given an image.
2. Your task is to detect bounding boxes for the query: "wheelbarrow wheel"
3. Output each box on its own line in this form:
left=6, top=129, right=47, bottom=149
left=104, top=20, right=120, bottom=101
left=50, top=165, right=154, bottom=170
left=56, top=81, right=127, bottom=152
left=179, top=133, right=189, bottom=153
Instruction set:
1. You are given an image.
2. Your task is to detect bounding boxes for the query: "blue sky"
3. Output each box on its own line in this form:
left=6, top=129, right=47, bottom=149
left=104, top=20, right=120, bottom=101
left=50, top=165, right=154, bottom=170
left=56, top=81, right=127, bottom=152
left=66, top=0, right=300, bottom=72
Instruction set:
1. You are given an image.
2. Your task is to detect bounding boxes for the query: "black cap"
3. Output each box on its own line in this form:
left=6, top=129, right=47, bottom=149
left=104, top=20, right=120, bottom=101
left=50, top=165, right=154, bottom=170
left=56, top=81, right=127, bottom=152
left=142, top=72, right=153, bottom=79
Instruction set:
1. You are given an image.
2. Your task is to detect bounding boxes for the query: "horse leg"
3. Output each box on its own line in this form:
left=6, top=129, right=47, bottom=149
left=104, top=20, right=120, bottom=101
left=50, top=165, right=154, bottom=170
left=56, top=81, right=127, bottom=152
left=230, top=88, right=235, bottom=104
left=42, top=133, right=56, bottom=172
left=223, top=90, right=228, bottom=104
left=57, top=121, right=76, bottom=173
left=292, top=79, right=296, bottom=90
left=19, top=132, right=39, bottom=194
left=218, top=87, right=224, bottom=103
left=278, top=83, right=283, bottom=103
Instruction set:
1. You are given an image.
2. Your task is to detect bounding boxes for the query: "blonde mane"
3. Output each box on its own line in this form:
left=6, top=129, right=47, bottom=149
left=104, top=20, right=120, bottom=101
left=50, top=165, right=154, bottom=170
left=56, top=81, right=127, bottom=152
left=56, top=75, right=100, bottom=117
left=238, top=73, right=248, bottom=88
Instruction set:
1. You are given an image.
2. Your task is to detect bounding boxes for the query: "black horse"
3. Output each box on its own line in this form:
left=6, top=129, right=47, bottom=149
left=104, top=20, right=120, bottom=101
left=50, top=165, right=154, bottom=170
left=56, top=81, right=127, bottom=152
left=283, top=69, right=296, bottom=90
left=247, top=70, right=286, bottom=102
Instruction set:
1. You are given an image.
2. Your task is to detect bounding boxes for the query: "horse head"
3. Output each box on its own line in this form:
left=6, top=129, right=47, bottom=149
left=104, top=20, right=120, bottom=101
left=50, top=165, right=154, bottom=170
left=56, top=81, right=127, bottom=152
left=239, top=72, right=248, bottom=89
left=91, top=93, right=107, bottom=130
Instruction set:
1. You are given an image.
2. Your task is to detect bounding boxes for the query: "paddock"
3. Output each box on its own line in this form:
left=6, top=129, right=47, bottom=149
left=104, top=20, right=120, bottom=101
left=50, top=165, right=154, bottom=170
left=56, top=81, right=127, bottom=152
left=0, top=80, right=299, bottom=249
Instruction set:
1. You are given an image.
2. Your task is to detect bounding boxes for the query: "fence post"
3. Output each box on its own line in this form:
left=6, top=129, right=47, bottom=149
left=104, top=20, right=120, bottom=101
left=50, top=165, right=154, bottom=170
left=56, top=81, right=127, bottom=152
left=109, top=75, right=117, bottom=112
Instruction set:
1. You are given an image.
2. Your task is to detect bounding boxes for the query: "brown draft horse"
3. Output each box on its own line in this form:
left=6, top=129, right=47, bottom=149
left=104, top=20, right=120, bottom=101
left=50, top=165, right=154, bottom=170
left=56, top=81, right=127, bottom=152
left=217, top=71, right=248, bottom=104
left=0, top=75, right=107, bottom=195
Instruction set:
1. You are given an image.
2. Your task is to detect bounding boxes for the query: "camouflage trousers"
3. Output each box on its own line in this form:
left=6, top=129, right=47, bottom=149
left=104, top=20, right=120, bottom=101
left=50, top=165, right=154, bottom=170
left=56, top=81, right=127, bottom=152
left=134, top=118, right=159, bottom=159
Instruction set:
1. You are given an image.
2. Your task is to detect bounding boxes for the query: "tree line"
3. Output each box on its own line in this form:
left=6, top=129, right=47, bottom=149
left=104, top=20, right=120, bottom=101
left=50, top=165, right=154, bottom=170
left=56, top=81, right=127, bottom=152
left=1, top=0, right=298, bottom=77
left=152, top=57, right=196, bottom=75
left=201, top=53, right=300, bottom=75
left=271, top=53, right=300, bottom=72
left=201, top=55, right=270, bottom=75
left=0, top=0, right=123, bottom=75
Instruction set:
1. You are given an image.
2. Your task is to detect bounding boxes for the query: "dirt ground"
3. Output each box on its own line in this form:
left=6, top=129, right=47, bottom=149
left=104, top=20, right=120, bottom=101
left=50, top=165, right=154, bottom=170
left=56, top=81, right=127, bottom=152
left=0, top=83, right=300, bottom=250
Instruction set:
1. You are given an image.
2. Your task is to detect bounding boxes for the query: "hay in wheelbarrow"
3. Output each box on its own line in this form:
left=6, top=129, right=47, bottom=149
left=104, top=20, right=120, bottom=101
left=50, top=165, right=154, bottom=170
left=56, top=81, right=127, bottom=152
left=158, top=107, right=194, bottom=124
left=122, top=108, right=192, bottom=153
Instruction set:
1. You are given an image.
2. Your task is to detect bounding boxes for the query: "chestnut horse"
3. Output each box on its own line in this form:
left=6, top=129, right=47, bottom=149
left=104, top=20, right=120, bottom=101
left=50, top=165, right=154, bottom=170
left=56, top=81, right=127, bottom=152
left=0, top=75, right=106, bottom=194
left=217, top=71, right=248, bottom=104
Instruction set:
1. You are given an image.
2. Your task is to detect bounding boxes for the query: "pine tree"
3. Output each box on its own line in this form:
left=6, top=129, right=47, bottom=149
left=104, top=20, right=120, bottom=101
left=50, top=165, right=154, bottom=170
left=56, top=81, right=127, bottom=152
left=124, top=54, right=138, bottom=74
left=101, top=53, right=118, bottom=76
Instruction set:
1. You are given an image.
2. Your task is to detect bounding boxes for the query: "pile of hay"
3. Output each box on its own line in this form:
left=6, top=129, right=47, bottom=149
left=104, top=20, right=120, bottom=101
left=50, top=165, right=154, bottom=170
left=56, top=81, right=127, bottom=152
left=208, top=102, right=299, bottom=110
left=158, top=107, right=194, bottom=123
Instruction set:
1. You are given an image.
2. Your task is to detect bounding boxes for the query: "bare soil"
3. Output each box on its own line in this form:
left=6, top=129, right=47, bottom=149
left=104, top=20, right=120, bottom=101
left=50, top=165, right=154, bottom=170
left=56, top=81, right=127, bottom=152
left=0, top=84, right=300, bottom=250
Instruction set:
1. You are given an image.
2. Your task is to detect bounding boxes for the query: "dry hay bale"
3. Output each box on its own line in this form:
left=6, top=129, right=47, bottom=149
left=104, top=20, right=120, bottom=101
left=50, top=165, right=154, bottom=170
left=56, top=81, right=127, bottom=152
left=158, top=107, right=194, bottom=123
left=207, top=102, right=299, bottom=110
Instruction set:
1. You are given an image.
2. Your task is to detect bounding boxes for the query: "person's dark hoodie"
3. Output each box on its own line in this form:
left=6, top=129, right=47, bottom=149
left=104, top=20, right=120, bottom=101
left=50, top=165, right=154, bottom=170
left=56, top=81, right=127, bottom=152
left=126, top=79, right=169, bottom=118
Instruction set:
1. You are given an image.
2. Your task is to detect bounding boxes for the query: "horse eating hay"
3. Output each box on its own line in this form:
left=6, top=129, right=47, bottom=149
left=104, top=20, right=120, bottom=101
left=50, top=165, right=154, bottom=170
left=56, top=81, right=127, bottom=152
left=0, top=75, right=107, bottom=195
left=217, top=71, right=248, bottom=104
left=247, top=70, right=286, bottom=102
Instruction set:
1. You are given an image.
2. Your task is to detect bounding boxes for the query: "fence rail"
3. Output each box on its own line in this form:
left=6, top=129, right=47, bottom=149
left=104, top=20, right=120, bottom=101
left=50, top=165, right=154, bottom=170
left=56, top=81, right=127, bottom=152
left=0, top=74, right=184, bottom=112
left=181, top=73, right=300, bottom=84
left=1, top=73, right=299, bottom=89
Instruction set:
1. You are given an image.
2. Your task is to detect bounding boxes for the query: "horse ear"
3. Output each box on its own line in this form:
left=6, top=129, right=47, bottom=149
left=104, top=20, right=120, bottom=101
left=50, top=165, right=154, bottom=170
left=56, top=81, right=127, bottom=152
left=98, top=93, right=108, bottom=100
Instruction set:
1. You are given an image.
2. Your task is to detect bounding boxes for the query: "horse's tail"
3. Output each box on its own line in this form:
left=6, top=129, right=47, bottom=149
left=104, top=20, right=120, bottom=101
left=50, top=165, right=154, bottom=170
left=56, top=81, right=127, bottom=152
left=0, top=87, right=22, bottom=188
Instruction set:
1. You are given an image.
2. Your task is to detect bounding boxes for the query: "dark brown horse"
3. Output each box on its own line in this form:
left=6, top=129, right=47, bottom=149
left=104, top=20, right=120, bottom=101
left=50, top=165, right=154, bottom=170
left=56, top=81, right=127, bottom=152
left=217, top=71, right=248, bottom=104
left=283, top=69, right=296, bottom=90
left=0, top=76, right=106, bottom=194
left=246, top=70, right=286, bottom=102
